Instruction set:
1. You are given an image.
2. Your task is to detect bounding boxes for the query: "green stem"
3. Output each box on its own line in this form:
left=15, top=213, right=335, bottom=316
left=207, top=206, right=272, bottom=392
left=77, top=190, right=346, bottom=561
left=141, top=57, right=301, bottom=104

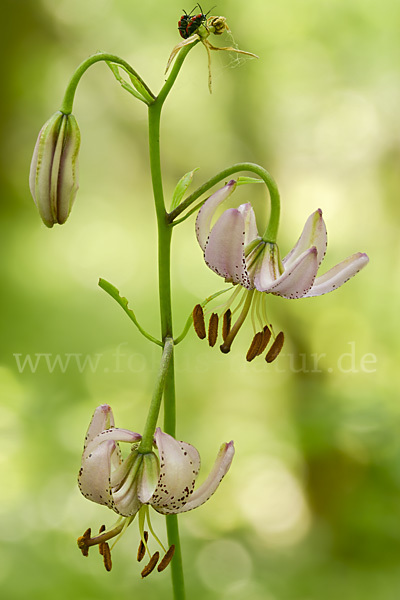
left=139, top=338, right=174, bottom=453
left=60, top=52, right=155, bottom=114
left=168, top=162, right=281, bottom=243
left=146, top=44, right=199, bottom=600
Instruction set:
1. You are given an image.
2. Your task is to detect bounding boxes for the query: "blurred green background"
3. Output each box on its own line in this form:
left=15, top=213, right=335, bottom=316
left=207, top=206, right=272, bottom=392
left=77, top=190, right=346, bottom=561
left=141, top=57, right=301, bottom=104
left=1, top=0, right=398, bottom=598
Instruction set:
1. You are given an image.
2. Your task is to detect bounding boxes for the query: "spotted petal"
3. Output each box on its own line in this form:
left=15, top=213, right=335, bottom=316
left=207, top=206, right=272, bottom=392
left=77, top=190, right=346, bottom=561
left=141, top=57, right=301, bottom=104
left=304, top=252, right=369, bottom=297
left=238, top=203, right=259, bottom=246
left=256, top=247, right=319, bottom=299
left=283, top=209, right=327, bottom=268
left=83, top=404, right=115, bottom=451
left=196, top=180, right=237, bottom=250
left=174, top=441, right=235, bottom=513
left=151, top=428, right=200, bottom=515
left=204, top=208, right=252, bottom=289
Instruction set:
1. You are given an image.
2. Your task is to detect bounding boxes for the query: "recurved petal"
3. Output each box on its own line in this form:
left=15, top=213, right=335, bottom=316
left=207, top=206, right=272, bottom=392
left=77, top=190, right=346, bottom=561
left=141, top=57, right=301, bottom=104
left=83, top=427, right=142, bottom=458
left=78, top=438, right=117, bottom=509
left=204, top=208, right=252, bottom=289
left=138, top=452, right=160, bottom=503
left=151, top=429, right=200, bottom=514
left=172, top=441, right=235, bottom=513
left=257, top=247, right=319, bottom=298
left=238, top=203, right=258, bottom=246
left=252, top=242, right=284, bottom=291
left=83, top=404, right=115, bottom=451
left=196, top=180, right=237, bottom=250
left=283, top=209, right=327, bottom=268
left=303, top=252, right=369, bottom=297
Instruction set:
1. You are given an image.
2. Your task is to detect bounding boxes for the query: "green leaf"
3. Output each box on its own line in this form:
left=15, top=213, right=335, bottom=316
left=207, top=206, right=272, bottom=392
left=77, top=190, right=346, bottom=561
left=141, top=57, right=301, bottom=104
left=237, top=176, right=263, bottom=185
left=106, top=62, right=152, bottom=104
left=170, top=168, right=199, bottom=211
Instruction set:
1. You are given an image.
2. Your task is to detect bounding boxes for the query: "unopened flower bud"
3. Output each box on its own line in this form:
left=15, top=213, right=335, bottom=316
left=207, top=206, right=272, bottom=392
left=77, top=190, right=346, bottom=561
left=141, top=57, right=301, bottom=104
left=29, top=111, right=80, bottom=228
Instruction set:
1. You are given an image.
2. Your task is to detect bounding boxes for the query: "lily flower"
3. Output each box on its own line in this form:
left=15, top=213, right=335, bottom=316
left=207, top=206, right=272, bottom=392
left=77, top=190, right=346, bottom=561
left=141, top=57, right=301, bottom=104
left=29, top=111, right=80, bottom=228
left=194, top=180, right=369, bottom=361
left=77, top=404, right=234, bottom=575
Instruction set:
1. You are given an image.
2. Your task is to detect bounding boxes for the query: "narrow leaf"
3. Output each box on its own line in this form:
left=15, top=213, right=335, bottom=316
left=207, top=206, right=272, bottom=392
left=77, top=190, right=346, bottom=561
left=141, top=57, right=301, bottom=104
left=237, top=176, right=263, bottom=186
left=106, top=62, right=150, bottom=104
left=170, top=168, right=199, bottom=211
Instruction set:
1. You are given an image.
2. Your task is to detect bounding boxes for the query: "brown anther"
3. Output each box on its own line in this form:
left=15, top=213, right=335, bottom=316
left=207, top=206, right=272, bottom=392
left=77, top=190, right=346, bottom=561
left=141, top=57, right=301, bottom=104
left=137, top=531, right=149, bottom=562
left=257, top=325, right=271, bottom=356
left=222, top=309, right=231, bottom=341
left=141, top=551, right=160, bottom=578
left=98, top=525, right=106, bottom=555
left=157, top=545, right=175, bottom=572
left=193, top=304, right=206, bottom=339
left=102, top=542, right=112, bottom=572
left=246, top=332, right=263, bottom=362
left=77, top=527, right=91, bottom=557
left=265, top=331, right=284, bottom=363
left=208, top=313, right=219, bottom=347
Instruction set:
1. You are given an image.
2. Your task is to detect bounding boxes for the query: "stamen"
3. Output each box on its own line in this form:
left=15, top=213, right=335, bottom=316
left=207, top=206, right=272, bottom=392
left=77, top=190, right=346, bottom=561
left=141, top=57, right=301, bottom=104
left=137, top=531, right=149, bottom=562
left=193, top=304, right=206, bottom=339
left=220, top=290, right=254, bottom=354
left=208, top=313, right=219, bottom=347
left=141, top=552, right=160, bottom=578
left=257, top=325, right=271, bottom=356
left=102, top=542, right=112, bottom=572
left=265, top=331, right=284, bottom=363
left=77, top=527, right=91, bottom=557
left=222, top=309, right=231, bottom=341
left=158, top=545, right=176, bottom=572
left=246, top=332, right=263, bottom=362
left=98, top=525, right=106, bottom=555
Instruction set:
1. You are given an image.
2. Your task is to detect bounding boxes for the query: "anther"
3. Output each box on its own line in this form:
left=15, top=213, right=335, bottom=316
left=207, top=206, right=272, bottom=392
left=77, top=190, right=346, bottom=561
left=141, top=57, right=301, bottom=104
left=208, top=313, right=219, bottom=347
left=193, top=304, right=206, bottom=339
left=222, top=309, right=231, bottom=341
left=257, top=325, right=271, bottom=356
left=141, top=551, right=160, bottom=578
left=77, top=527, right=91, bottom=557
left=102, top=542, right=112, bottom=572
left=246, top=332, right=263, bottom=362
left=158, top=545, right=175, bottom=572
left=137, top=531, right=149, bottom=562
left=98, top=524, right=106, bottom=555
left=265, top=331, right=284, bottom=363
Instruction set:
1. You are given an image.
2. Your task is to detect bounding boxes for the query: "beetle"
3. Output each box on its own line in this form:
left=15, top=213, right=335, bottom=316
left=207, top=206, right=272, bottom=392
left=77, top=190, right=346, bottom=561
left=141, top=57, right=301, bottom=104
left=178, top=4, right=213, bottom=39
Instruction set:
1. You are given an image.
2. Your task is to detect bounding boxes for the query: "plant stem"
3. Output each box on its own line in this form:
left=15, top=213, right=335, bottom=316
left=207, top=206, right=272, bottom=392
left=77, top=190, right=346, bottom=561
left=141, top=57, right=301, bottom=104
left=147, top=43, right=199, bottom=600
left=168, top=162, right=281, bottom=243
left=60, top=52, right=155, bottom=114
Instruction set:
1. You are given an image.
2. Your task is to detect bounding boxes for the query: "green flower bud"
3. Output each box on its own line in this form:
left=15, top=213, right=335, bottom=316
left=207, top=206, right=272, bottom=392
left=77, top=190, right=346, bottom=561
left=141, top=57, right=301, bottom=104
left=29, top=111, right=81, bottom=228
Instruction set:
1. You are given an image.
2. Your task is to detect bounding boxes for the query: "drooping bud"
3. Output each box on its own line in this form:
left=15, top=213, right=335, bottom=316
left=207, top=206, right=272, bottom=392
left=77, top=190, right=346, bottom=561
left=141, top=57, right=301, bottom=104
left=265, top=331, right=284, bottom=363
left=193, top=304, right=206, bottom=339
left=29, top=111, right=81, bottom=228
left=208, top=313, right=219, bottom=347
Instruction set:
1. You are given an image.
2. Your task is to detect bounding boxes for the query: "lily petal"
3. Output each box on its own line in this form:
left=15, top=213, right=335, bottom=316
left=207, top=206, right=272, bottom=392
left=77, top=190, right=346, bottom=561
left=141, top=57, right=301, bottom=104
left=138, top=453, right=160, bottom=503
left=252, top=242, right=284, bottom=291
left=204, top=208, right=252, bottom=289
left=256, top=247, right=319, bottom=299
left=151, top=429, right=200, bottom=515
left=78, top=438, right=118, bottom=510
left=111, top=450, right=143, bottom=517
left=83, top=404, right=115, bottom=451
left=173, top=441, right=235, bottom=513
left=238, top=203, right=258, bottom=246
left=283, top=209, right=327, bottom=268
left=196, top=180, right=237, bottom=250
left=304, top=252, right=369, bottom=297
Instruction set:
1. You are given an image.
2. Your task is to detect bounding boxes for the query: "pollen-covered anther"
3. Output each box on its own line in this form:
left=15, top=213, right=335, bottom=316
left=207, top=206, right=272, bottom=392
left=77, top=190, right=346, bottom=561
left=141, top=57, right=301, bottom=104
left=158, top=545, right=176, bottom=572
left=246, top=331, right=263, bottom=362
left=193, top=304, right=206, bottom=339
left=98, top=525, right=106, bottom=555
left=257, top=325, right=271, bottom=356
left=137, top=531, right=149, bottom=562
left=208, top=313, right=219, bottom=347
left=141, top=551, right=160, bottom=578
left=77, top=527, right=91, bottom=557
left=102, top=542, right=112, bottom=572
left=222, top=309, right=231, bottom=341
left=265, top=331, right=285, bottom=363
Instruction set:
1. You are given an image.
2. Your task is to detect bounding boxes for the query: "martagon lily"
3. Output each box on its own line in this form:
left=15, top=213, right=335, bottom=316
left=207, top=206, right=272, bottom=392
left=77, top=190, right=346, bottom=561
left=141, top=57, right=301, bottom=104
left=77, top=404, right=234, bottom=576
left=194, top=179, right=369, bottom=361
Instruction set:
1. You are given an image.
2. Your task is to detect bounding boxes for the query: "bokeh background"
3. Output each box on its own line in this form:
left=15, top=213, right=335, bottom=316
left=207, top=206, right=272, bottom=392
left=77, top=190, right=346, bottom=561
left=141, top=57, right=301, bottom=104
left=1, top=0, right=399, bottom=598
